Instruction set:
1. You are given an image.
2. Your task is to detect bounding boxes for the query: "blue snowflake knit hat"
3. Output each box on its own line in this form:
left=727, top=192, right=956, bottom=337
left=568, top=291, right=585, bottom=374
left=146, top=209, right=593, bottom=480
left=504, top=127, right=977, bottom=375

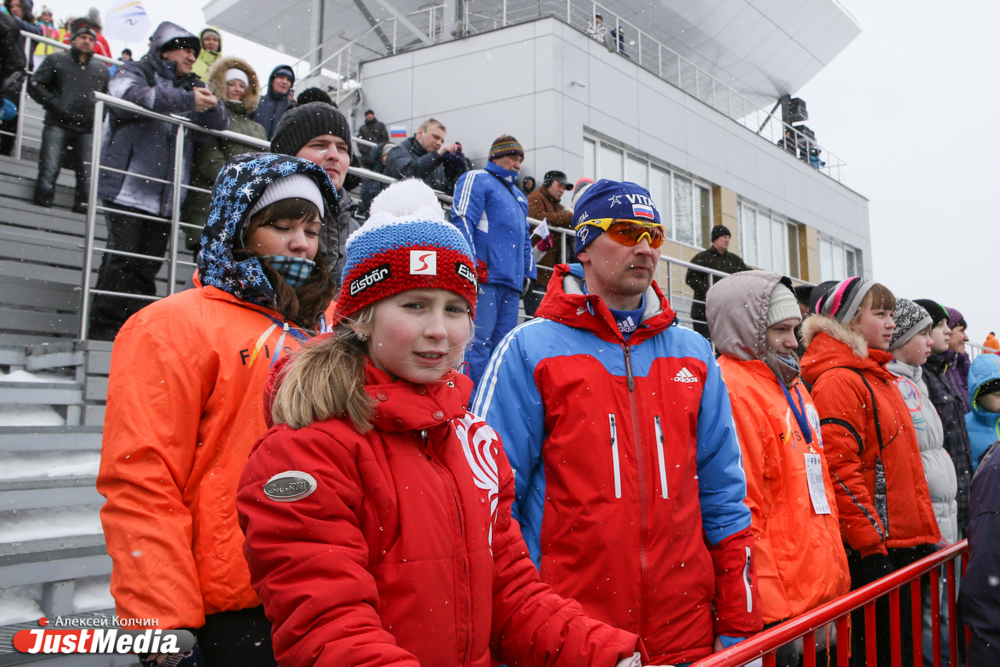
left=335, top=180, right=478, bottom=322
left=198, top=153, right=338, bottom=312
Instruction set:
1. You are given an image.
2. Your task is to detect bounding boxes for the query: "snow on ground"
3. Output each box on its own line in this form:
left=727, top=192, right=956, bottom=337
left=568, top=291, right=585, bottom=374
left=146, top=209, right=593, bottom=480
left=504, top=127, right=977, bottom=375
left=0, top=369, right=76, bottom=383
left=0, top=577, right=113, bottom=625
left=0, top=585, right=43, bottom=625
left=74, top=576, right=115, bottom=615
left=0, top=506, right=103, bottom=544
left=0, top=404, right=64, bottom=426
left=0, top=452, right=101, bottom=480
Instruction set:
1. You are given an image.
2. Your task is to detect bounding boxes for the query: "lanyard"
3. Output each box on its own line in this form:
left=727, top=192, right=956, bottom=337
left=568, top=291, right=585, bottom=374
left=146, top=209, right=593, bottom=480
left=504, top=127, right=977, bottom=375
left=780, top=382, right=813, bottom=446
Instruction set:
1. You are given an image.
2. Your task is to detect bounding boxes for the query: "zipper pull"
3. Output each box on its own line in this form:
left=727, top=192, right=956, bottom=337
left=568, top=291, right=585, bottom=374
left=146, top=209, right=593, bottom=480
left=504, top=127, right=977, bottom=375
left=623, top=345, right=635, bottom=391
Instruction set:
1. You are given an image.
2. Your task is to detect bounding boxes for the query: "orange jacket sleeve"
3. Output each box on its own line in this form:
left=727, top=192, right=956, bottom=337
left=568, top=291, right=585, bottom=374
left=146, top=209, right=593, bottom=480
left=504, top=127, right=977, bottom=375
left=728, top=389, right=792, bottom=622
left=811, top=372, right=888, bottom=557
left=97, top=321, right=209, bottom=629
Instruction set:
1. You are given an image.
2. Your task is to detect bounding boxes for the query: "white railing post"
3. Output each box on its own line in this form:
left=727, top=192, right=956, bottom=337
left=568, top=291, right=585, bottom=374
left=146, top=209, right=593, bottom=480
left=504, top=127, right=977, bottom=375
left=167, top=125, right=184, bottom=295
left=13, top=36, right=31, bottom=160
left=393, top=19, right=398, bottom=53
left=503, top=0, right=507, bottom=27
left=79, top=99, right=105, bottom=340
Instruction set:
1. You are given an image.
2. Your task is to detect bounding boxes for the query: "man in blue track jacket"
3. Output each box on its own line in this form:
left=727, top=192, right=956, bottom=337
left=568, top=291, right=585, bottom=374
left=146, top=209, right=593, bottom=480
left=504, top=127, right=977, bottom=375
left=472, top=179, right=762, bottom=665
left=451, top=134, right=536, bottom=386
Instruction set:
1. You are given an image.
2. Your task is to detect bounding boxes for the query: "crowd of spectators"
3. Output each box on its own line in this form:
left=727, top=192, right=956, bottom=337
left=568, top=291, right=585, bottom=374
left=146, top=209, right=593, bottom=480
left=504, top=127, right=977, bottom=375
left=2, top=9, right=999, bottom=667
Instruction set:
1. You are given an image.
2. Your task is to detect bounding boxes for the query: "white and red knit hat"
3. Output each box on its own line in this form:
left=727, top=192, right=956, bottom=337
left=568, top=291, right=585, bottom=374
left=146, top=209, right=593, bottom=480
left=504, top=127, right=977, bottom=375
left=335, top=180, right=478, bottom=321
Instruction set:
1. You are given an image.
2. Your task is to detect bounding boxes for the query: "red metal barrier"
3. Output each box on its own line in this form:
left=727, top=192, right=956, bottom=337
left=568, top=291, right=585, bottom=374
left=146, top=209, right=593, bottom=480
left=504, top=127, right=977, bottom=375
left=689, top=541, right=969, bottom=667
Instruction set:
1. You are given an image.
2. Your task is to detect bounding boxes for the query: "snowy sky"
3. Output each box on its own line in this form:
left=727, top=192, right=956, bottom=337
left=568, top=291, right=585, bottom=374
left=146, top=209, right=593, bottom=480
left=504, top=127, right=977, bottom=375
left=43, top=0, right=999, bottom=344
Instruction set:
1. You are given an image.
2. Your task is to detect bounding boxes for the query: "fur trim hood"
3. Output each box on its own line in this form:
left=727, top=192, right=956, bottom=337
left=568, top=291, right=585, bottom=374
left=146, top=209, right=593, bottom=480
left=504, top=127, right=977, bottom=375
left=800, top=313, right=868, bottom=359
left=206, top=56, right=260, bottom=114
left=800, top=313, right=896, bottom=387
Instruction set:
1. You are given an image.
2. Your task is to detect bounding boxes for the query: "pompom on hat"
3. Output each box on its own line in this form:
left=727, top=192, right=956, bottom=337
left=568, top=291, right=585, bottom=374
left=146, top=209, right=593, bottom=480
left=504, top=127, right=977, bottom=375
left=334, top=180, right=478, bottom=322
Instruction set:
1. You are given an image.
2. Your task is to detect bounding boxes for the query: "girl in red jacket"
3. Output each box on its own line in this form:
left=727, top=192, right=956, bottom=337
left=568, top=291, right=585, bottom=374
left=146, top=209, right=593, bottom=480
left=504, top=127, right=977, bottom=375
left=237, top=180, right=644, bottom=667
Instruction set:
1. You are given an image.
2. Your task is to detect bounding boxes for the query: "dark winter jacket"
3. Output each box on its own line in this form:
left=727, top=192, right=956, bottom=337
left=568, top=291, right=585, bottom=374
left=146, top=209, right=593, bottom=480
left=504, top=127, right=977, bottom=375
left=0, top=12, right=25, bottom=93
left=357, top=141, right=389, bottom=218
left=944, top=349, right=972, bottom=413
left=356, top=116, right=388, bottom=144
left=249, top=65, right=294, bottom=140
left=385, top=136, right=454, bottom=194
left=184, top=56, right=267, bottom=248
left=960, top=442, right=1000, bottom=666
left=686, top=247, right=749, bottom=323
left=238, top=363, right=643, bottom=667
left=924, top=352, right=974, bottom=532
left=356, top=116, right=388, bottom=168
left=321, top=184, right=358, bottom=285
left=98, top=22, right=229, bottom=217
left=27, top=47, right=110, bottom=131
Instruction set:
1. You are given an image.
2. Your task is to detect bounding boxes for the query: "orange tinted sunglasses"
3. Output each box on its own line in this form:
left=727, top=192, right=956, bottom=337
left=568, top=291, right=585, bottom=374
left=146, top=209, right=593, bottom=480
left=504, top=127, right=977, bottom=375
left=577, top=219, right=665, bottom=248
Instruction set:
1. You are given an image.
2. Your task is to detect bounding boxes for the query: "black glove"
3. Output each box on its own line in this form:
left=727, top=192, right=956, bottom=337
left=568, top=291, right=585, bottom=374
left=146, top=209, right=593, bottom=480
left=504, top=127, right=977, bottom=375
left=521, top=277, right=535, bottom=299
left=862, top=553, right=893, bottom=584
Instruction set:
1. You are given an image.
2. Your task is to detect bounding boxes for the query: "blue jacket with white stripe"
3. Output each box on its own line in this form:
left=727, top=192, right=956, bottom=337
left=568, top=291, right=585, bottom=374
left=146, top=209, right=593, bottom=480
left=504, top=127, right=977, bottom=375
left=450, top=161, right=536, bottom=291
left=471, top=263, right=761, bottom=665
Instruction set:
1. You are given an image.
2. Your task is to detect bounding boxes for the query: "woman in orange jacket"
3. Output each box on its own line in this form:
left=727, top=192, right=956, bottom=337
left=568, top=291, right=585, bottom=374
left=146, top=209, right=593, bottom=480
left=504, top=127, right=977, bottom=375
left=707, top=271, right=849, bottom=666
left=97, top=153, right=339, bottom=667
left=801, top=277, right=939, bottom=667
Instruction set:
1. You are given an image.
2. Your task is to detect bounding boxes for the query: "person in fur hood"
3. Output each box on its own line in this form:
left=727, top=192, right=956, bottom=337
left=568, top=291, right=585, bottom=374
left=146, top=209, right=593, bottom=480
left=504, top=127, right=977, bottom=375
left=800, top=277, right=940, bottom=667
left=184, top=56, right=267, bottom=249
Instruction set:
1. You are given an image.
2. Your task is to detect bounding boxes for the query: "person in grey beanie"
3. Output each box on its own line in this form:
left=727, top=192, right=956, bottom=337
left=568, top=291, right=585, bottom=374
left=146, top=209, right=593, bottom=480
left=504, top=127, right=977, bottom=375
left=886, top=299, right=959, bottom=666
left=270, top=101, right=358, bottom=282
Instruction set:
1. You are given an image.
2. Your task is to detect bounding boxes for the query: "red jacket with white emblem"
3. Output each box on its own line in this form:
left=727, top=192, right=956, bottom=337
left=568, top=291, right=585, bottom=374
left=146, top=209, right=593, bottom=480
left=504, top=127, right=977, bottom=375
left=237, top=364, right=642, bottom=667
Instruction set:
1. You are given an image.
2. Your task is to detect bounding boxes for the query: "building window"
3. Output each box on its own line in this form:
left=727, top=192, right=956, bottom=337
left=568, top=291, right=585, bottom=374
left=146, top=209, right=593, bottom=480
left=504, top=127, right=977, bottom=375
left=738, top=202, right=799, bottom=278
left=818, top=235, right=862, bottom=282
left=583, top=134, right=713, bottom=249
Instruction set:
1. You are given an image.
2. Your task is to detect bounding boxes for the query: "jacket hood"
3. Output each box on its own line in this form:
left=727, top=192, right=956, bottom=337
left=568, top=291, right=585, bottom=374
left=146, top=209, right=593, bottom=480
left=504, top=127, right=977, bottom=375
left=197, top=153, right=339, bottom=312
left=969, top=353, right=1000, bottom=421
left=535, top=263, right=677, bottom=344
left=800, top=313, right=895, bottom=386
left=199, top=26, right=222, bottom=52
left=207, top=56, right=260, bottom=114
left=266, top=64, right=295, bottom=95
left=144, top=22, right=201, bottom=79
left=707, top=270, right=792, bottom=362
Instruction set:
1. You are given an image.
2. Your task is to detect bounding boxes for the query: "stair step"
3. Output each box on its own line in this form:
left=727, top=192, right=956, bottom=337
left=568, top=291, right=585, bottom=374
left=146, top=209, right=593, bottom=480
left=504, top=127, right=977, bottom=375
left=0, top=534, right=111, bottom=587
left=0, top=381, right=82, bottom=405
left=0, top=426, right=103, bottom=452
left=0, top=477, right=102, bottom=511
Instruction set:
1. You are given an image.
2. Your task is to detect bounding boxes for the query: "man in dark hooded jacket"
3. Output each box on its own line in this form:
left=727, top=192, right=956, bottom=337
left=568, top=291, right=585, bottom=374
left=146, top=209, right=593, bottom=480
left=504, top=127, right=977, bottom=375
left=88, top=21, right=229, bottom=341
left=686, top=225, right=749, bottom=339
left=28, top=20, right=109, bottom=211
left=250, top=64, right=294, bottom=139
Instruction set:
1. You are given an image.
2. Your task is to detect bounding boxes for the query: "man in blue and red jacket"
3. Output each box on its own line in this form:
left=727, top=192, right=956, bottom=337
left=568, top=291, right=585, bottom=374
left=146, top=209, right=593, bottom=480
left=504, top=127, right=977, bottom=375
left=472, top=179, right=762, bottom=666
